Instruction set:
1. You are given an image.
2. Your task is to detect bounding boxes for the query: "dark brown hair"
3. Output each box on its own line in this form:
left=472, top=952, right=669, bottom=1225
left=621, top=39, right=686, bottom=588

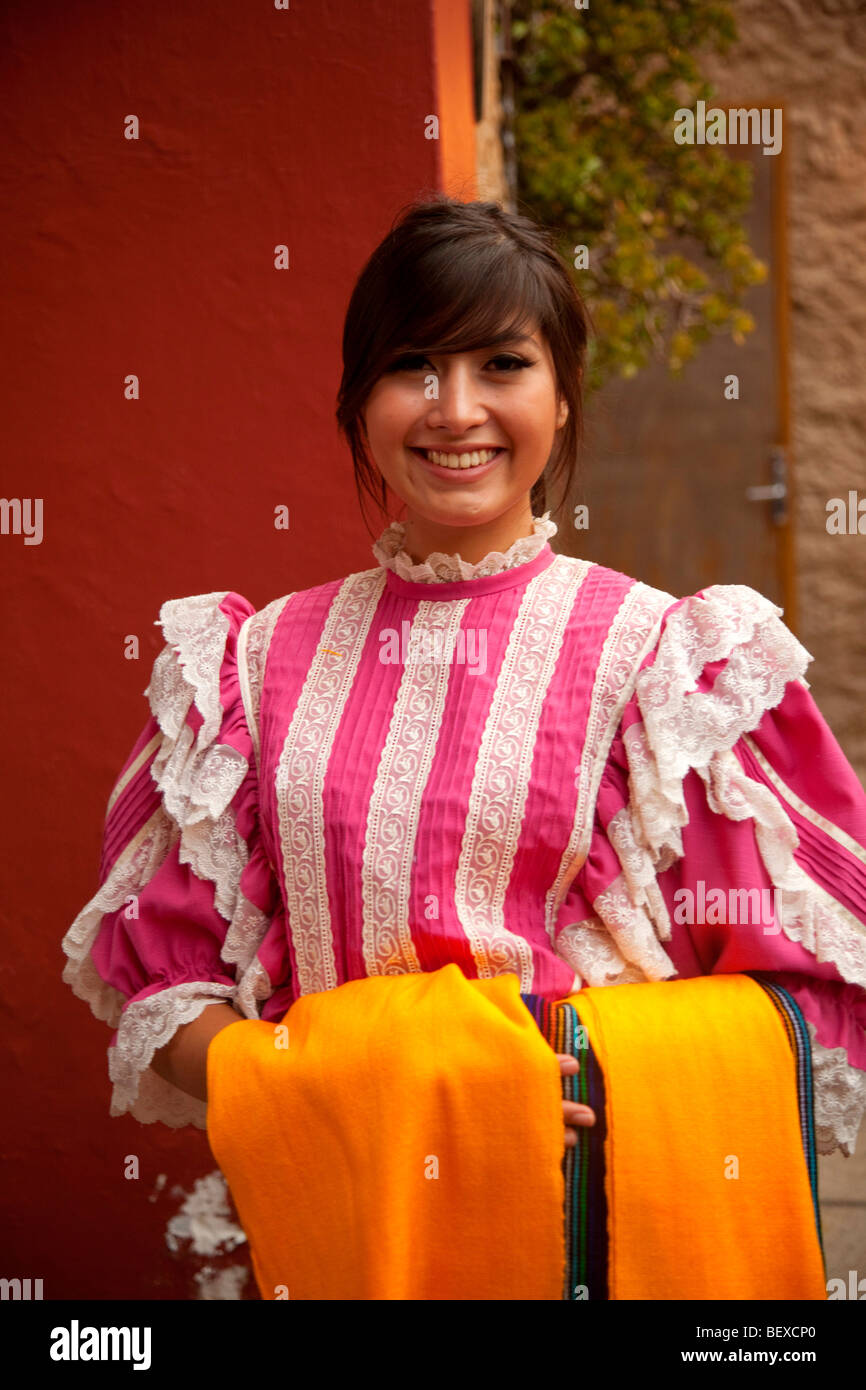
left=335, top=194, right=590, bottom=533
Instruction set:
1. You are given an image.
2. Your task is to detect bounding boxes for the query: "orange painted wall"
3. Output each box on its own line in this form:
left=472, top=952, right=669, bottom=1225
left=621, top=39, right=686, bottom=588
left=433, top=0, right=479, bottom=198
left=1, top=0, right=475, bottom=1298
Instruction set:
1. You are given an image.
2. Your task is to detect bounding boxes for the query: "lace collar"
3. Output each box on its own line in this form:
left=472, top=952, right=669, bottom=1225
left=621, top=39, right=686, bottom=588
left=372, top=513, right=558, bottom=584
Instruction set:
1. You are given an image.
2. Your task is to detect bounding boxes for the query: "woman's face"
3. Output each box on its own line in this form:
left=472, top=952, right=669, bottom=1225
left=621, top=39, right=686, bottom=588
left=361, top=326, right=568, bottom=531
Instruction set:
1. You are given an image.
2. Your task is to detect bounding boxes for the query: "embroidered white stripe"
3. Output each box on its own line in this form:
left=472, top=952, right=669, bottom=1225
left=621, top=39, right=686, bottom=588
left=275, top=570, right=387, bottom=995
left=361, top=600, right=470, bottom=976
left=455, top=555, right=588, bottom=989
left=546, top=580, right=674, bottom=943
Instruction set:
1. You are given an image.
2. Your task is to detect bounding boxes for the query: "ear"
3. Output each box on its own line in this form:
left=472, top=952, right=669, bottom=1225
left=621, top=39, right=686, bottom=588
left=556, top=397, right=569, bottom=429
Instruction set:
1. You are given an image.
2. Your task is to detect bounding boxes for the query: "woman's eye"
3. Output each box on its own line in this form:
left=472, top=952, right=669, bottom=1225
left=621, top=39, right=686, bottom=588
left=389, top=354, right=430, bottom=371
left=387, top=352, right=535, bottom=374
left=487, top=354, right=533, bottom=371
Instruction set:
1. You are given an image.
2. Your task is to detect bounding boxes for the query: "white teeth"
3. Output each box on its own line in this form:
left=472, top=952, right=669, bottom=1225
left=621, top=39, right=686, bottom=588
left=423, top=448, right=499, bottom=470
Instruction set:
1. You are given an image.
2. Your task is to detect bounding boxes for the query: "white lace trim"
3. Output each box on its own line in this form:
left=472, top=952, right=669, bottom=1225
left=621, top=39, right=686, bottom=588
left=624, top=585, right=812, bottom=867
left=604, top=583, right=866, bottom=1043
left=62, top=809, right=179, bottom=1030
left=591, top=873, right=677, bottom=980
left=700, top=750, right=866, bottom=988
left=547, top=580, right=675, bottom=950
left=63, top=592, right=279, bottom=1126
left=372, top=512, right=558, bottom=583
left=606, top=806, right=674, bottom=943
left=145, top=594, right=272, bottom=976
left=147, top=594, right=250, bottom=920
left=609, top=586, right=847, bottom=962
left=554, top=911, right=657, bottom=987
left=60, top=796, right=267, bottom=1125
left=234, top=955, right=274, bottom=1019
left=809, top=1027, right=866, bottom=1157
left=110, top=985, right=237, bottom=1128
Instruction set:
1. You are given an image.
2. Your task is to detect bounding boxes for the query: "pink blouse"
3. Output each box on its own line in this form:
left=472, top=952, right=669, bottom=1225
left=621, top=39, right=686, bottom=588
left=62, top=514, right=866, bottom=1152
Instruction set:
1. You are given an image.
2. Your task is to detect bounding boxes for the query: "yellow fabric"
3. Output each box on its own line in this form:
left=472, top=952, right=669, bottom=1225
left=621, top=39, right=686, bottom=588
left=569, top=974, right=827, bottom=1300
left=206, top=963, right=566, bottom=1300
left=207, top=966, right=826, bottom=1301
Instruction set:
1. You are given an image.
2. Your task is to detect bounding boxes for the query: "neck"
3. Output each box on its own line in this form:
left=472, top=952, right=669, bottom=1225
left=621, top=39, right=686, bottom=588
left=399, top=501, right=537, bottom=566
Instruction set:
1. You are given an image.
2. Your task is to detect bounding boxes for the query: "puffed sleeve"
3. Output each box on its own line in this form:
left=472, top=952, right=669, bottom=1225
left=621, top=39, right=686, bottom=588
left=61, top=591, right=283, bottom=1128
left=554, top=584, right=866, bottom=1156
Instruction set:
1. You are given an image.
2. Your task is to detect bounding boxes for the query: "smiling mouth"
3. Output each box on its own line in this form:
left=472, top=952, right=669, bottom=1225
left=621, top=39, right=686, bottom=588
left=410, top=447, right=504, bottom=471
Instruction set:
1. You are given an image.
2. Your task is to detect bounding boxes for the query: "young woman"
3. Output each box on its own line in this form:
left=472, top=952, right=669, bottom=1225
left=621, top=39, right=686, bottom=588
left=63, top=195, right=866, bottom=1202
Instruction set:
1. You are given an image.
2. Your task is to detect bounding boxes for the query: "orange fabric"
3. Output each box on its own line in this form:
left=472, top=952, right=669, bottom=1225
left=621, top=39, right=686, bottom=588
left=206, top=964, right=566, bottom=1300
left=569, top=975, right=827, bottom=1300
left=207, top=967, right=826, bottom=1301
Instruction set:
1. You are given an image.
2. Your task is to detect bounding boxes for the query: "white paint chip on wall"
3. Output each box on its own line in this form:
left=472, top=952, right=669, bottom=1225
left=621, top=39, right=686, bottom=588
left=195, top=1264, right=249, bottom=1300
left=165, top=1171, right=247, bottom=1258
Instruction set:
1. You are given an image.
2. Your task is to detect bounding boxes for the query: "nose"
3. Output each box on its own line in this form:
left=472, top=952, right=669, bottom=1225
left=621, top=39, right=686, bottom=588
left=423, top=360, right=488, bottom=434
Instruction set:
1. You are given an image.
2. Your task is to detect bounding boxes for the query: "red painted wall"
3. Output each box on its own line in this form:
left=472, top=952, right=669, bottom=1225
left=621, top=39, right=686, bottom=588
left=1, top=0, right=475, bottom=1298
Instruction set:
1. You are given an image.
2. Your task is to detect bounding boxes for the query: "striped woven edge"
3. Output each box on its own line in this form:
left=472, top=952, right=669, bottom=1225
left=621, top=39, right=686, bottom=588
left=746, top=973, right=825, bottom=1253
left=523, top=977, right=825, bottom=1298
left=521, top=994, right=609, bottom=1301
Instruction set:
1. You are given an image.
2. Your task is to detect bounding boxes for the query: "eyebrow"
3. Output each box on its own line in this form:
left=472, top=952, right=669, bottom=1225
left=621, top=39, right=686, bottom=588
left=468, top=334, right=540, bottom=352
left=399, top=334, right=540, bottom=357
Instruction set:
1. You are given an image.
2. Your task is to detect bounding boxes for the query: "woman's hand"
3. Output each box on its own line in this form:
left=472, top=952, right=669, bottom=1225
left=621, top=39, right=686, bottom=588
left=557, top=1053, right=595, bottom=1148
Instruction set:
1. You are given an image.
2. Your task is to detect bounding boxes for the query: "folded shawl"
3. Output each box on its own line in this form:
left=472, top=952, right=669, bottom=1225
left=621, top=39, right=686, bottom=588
left=526, top=972, right=826, bottom=1300
left=207, top=964, right=826, bottom=1300
left=208, top=964, right=565, bottom=1300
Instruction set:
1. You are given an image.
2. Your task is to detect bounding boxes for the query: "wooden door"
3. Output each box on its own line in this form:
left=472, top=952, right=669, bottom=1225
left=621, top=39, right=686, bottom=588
left=564, top=125, right=796, bottom=626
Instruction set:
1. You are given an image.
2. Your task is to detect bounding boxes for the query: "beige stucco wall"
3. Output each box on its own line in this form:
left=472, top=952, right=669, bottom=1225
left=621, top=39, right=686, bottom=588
left=689, top=1, right=866, bottom=778
left=476, top=0, right=865, bottom=779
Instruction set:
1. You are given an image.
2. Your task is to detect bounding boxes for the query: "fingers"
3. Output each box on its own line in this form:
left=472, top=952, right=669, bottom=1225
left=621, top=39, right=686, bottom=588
left=563, top=1100, right=596, bottom=1148
left=563, top=1100, right=595, bottom=1127
left=557, top=1052, right=593, bottom=1147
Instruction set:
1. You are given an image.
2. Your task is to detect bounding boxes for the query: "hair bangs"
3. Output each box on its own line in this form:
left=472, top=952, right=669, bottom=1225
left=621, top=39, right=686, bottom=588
left=391, top=244, right=549, bottom=361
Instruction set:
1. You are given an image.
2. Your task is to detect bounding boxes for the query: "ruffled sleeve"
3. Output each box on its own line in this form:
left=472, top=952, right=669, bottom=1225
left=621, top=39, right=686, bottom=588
left=61, top=591, right=282, bottom=1128
left=554, top=584, right=866, bottom=1155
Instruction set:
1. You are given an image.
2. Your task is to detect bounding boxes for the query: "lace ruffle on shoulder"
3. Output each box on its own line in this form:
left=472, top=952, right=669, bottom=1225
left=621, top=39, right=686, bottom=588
left=146, top=595, right=251, bottom=917
left=62, top=591, right=274, bottom=1127
left=624, top=585, right=811, bottom=869
left=616, top=585, right=866, bottom=993
left=372, top=512, right=557, bottom=583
